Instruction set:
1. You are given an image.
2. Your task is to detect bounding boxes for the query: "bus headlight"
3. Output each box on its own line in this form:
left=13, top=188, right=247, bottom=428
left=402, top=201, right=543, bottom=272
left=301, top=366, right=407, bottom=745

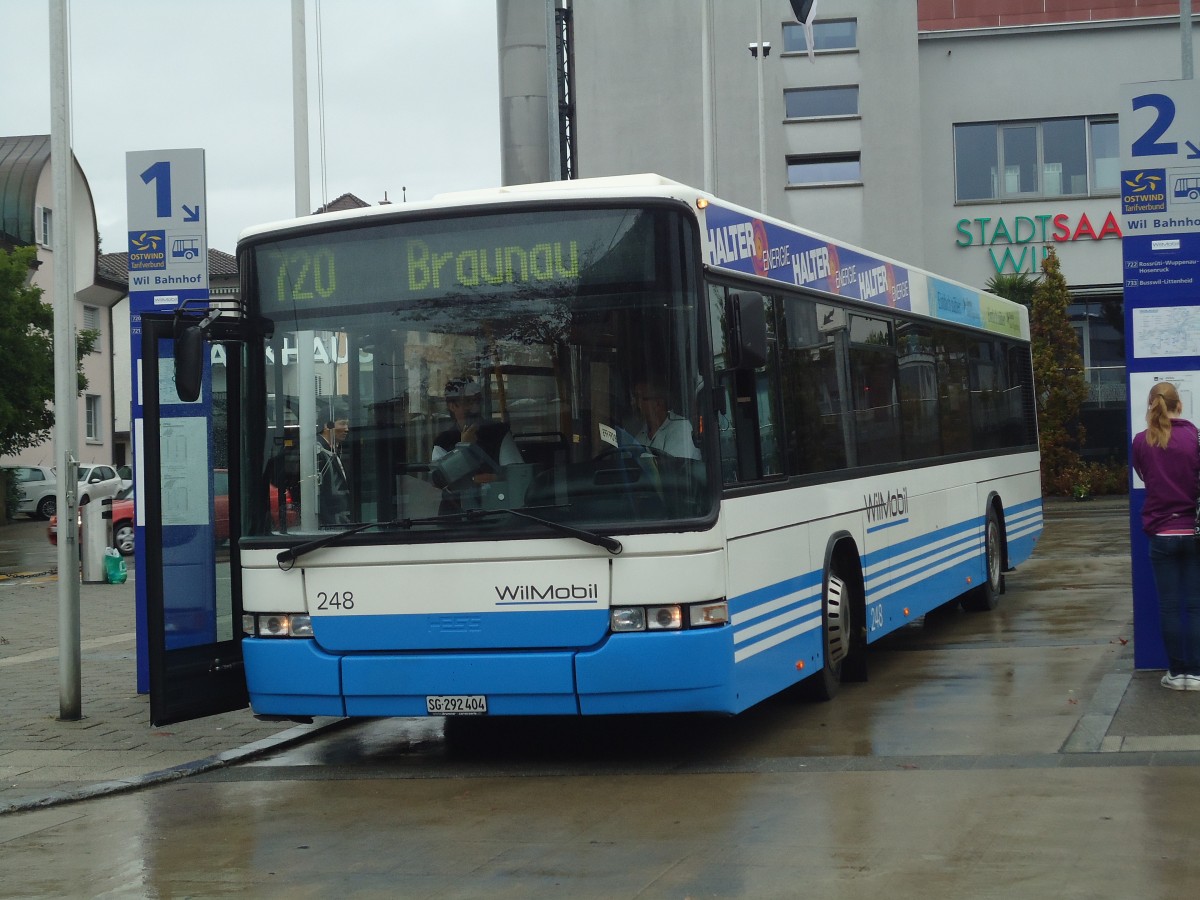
left=258, top=615, right=291, bottom=637
left=610, top=601, right=728, bottom=633
left=610, top=607, right=647, bottom=632
left=647, top=606, right=683, bottom=630
left=245, top=613, right=314, bottom=638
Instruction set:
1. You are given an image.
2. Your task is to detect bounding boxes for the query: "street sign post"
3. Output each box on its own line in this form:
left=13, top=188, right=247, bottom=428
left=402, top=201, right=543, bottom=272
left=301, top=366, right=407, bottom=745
left=1120, top=81, right=1200, bottom=669
left=125, top=149, right=212, bottom=692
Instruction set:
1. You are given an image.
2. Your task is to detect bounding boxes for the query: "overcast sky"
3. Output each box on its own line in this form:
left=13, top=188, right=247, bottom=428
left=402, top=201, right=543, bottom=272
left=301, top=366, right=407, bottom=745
left=0, top=1, right=502, bottom=254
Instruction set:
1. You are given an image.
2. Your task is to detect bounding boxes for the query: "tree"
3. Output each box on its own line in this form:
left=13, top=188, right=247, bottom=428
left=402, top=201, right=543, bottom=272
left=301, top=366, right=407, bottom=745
left=987, top=254, right=1092, bottom=494
left=985, top=272, right=1038, bottom=311
left=0, top=246, right=98, bottom=457
left=1028, top=250, right=1089, bottom=495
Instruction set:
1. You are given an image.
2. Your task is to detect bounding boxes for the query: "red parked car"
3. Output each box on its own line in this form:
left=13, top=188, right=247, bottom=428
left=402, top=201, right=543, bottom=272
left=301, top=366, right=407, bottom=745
left=49, top=486, right=137, bottom=556
left=48, top=471, right=293, bottom=555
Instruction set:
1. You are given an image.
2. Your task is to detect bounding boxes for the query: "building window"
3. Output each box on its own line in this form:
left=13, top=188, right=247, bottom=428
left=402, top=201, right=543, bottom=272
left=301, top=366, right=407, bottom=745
left=954, top=116, right=1119, bottom=202
left=787, top=154, right=861, bottom=186
left=39, top=207, right=52, bottom=248
left=782, top=19, right=857, bottom=53
left=85, top=395, right=101, bottom=442
left=1090, top=119, right=1120, bottom=193
left=784, top=85, right=859, bottom=119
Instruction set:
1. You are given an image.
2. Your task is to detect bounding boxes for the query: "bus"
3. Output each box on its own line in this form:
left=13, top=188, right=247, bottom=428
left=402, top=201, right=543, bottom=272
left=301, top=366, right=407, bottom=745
left=1174, top=176, right=1200, bottom=200
left=181, top=174, right=1041, bottom=719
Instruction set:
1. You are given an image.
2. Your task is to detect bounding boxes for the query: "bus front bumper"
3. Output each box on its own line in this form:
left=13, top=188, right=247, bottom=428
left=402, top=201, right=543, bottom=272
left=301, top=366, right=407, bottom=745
left=242, top=626, right=737, bottom=717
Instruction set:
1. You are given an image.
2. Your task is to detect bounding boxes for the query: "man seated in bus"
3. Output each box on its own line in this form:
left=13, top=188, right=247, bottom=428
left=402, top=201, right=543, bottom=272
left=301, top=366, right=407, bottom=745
left=632, top=377, right=701, bottom=460
left=431, top=379, right=522, bottom=486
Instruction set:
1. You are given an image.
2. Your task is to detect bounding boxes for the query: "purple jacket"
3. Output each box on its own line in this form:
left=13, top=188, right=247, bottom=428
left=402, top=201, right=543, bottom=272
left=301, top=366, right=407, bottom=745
left=1133, top=416, right=1200, bottom=535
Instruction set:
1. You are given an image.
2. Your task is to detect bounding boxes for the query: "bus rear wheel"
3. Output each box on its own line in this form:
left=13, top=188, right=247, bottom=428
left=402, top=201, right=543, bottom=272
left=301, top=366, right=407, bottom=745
left=805, top=566, right=852, bottom=701
left=963, top=506, right=1004, bottom=612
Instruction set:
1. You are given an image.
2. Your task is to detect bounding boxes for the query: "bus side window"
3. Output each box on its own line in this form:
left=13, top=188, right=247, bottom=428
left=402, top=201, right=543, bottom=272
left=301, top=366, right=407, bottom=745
left=708, top=285, right=783, bottom=484
left=897, top=322, right=940, bottom=460
left=935, top=328, right=972, bottom=455
left=848, top=313, right=900, bottom=466
left=709, top=284, right=739, bottom=482
left=780, top=296, right=850, bottom=475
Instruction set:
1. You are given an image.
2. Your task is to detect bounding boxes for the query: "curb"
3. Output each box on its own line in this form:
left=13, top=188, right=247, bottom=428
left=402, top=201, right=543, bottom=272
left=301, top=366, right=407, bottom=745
left=0, top=717, right=352, bottom=816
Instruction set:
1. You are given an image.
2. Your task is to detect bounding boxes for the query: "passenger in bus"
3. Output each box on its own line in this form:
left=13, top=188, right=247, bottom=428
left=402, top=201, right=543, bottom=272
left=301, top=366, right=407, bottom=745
left=432, top=379, right=522, bottom=474
left=632, top=377, right=701, bottom=459
left=317, top=412, right=351, bottom=525
left=1131, top=381, right=1200, bottom=691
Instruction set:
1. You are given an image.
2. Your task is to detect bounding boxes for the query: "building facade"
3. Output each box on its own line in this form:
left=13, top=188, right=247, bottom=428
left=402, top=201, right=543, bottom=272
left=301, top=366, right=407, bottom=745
left=0, top=135, right=124, bottom=470
left=532, top=0, right=1195, bottom=461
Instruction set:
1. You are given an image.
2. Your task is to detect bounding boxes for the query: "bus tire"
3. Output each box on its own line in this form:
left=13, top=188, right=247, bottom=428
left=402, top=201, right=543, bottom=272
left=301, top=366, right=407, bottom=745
left=963, top=505, right=1004, bottom=612
left=804, top=550, right=864, bottom=701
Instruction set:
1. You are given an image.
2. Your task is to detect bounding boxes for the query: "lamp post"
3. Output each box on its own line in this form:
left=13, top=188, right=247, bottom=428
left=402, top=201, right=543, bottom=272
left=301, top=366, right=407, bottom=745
left=50, top=0, right=81, bottom=722
left=748, top=0, right=770, bottom=213
left=1184, top=0, right=1194, bottom=80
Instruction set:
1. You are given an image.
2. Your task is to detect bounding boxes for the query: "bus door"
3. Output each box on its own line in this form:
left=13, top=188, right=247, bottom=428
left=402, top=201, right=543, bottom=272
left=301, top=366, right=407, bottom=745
left=140, top=314, right=247, bottom=726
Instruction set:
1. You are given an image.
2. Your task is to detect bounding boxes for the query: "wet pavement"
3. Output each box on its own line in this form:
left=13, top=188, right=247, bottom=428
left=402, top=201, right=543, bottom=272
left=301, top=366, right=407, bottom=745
left=0, top=496, right=1198, bottom=813
left=0, top=517, right=337, bottom=814
left=2, top=495, right=1200, bottom=898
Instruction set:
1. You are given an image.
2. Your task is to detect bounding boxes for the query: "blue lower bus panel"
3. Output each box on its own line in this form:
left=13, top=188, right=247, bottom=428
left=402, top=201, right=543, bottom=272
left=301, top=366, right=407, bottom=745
left=242, top=625, right=739, bottom=718
left=242, top=638, right=347, bottom=717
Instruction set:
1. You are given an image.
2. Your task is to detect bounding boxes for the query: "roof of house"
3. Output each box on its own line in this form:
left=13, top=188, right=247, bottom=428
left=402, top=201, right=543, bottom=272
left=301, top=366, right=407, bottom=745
left=98, top=247, right=238, bottom=286
left=315, top=193, right=370, bottom=214
left=0, top=135, right=51, bottom=246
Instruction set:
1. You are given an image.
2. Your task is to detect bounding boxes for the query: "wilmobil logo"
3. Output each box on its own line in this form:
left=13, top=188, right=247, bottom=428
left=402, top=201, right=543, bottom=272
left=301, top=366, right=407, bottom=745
left=864, top=487, right=909, bottom=527
left=494, top=583, right=601, bottom=604
left=1123, top=170, right=1167, bottom=215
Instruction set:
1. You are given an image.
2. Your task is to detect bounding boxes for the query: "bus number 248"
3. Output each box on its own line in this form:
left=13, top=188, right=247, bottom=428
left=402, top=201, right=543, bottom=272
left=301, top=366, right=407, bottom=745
left=316, top=591, right=355, bottom=611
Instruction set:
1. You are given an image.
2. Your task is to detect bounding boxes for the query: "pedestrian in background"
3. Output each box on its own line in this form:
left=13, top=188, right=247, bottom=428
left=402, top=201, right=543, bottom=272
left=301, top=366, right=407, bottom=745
left=317, top=411, right=351, bottom=526
left=1132, top=381, right=1200, bottom=691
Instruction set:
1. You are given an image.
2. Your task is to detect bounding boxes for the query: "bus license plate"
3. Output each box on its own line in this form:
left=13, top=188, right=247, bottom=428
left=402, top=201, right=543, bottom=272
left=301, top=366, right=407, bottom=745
left=426, top=695, right=488, bottom=715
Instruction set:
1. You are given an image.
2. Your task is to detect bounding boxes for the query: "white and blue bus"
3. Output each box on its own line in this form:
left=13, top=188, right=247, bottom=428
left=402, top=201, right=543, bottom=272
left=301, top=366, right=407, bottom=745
left=206, top=175, right=1040, bottom=719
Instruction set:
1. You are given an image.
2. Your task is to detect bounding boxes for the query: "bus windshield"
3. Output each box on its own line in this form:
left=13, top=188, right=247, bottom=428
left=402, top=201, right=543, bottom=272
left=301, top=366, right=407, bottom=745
left=239, top=204, right=712, bottom=542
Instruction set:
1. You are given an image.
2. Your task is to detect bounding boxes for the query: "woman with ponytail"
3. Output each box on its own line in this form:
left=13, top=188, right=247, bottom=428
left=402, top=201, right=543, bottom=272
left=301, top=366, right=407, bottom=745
left=1132, top=381, right=1200, bottom=690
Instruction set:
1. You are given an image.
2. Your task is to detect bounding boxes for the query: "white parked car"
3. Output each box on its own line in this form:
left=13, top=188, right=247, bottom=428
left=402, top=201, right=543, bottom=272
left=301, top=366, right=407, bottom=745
left=5, top=465, right=57, bottom=519
left=6, top=464, right=122, bottom=519
left=77, top=465, right=123, bottom=506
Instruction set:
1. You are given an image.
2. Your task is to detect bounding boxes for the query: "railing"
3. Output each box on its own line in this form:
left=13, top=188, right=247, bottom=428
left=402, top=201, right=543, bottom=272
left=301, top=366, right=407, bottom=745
left=1083, top=366, right=1126, bottom=409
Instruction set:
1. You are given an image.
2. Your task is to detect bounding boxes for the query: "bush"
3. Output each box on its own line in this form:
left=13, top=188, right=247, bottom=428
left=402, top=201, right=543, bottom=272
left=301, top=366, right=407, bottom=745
left=1, top=468, right=17, bottom=521
left=1047, top=459, right=1129, bottom=498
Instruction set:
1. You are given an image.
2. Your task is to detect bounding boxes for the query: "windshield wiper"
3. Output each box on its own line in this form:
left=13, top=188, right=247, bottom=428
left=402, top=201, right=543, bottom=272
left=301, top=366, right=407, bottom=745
left=275, top=507, right=622, bottom=569
left=460, top=507, right=623, bottom=555
left=275, top=514, right=458, bottom=568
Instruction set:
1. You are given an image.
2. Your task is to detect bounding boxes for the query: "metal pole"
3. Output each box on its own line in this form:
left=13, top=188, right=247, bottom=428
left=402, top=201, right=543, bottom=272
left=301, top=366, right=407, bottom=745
left=1184, top=0, right=1194, bottom=79
left=756, top=0, right=767, bottom=213
left=292, top=0, right=318, bottom=530
left=292, top=0, right=310, bottom=216
left=545, top=0, right=562, bottom=180
left=50, top=0, right=81, bottom=721
left=701, top=0, right=715, bottom=193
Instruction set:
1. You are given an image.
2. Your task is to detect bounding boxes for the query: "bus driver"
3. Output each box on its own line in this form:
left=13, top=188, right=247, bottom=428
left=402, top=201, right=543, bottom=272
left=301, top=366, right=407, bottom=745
left=633, top=377, right=700, bottom=459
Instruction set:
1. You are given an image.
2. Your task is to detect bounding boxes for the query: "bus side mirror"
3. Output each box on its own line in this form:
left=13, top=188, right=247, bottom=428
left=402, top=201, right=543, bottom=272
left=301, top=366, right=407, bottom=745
left=728, top=292, right=768, bottom=370
left=174, top=323, right=205, bottom=402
